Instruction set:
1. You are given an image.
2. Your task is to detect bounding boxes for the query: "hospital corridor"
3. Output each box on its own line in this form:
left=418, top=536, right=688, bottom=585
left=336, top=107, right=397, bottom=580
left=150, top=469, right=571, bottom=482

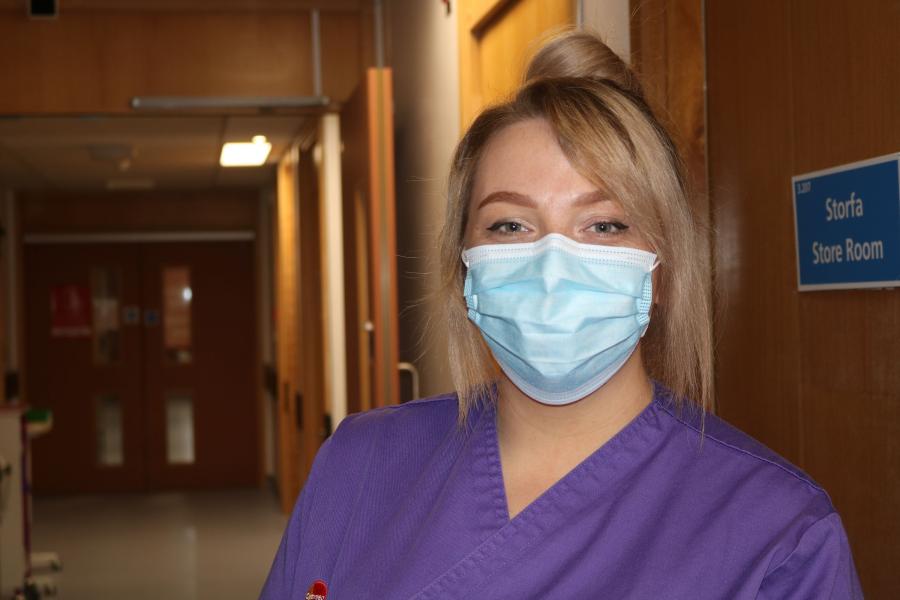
left=0, top=1, right=897, bottom=599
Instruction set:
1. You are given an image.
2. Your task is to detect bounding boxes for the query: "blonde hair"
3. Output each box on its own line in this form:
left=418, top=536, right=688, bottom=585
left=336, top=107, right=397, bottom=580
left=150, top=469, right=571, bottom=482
left=440, top=31, right=713, bottom=419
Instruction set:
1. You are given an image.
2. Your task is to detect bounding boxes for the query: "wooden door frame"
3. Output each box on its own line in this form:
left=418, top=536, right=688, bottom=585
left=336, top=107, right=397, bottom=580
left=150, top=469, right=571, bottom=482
left=366, top=68, right=399, bottom=411
left=275, top=146, right=303, bottom=512
left=457, top=0, right=579, bottom=127
left=273, top=135, right=331, bottom=514
left=340, top=68, right=400, bottom=414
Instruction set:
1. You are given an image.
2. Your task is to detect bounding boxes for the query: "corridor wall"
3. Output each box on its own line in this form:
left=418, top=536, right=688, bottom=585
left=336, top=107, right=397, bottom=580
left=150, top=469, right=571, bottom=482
left=0, top=2, right=374, bottom=114
left=388, top=0, right=459, bottom=399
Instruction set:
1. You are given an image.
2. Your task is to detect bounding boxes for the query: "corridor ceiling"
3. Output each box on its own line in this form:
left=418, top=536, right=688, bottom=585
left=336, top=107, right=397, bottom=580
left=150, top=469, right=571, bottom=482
left=0, top=115, right=311, bottom=191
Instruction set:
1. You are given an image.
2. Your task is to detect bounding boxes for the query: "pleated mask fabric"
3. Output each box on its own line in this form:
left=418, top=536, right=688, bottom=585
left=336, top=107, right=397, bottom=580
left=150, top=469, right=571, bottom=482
left=462, top=233, right=657, bottom=405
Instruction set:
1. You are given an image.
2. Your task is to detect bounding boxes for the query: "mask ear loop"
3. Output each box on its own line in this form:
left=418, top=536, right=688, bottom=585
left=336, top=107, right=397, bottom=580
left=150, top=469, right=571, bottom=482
left=648, top=260, right=661, bottom=312
left=637, top=261, right=659, bottom=337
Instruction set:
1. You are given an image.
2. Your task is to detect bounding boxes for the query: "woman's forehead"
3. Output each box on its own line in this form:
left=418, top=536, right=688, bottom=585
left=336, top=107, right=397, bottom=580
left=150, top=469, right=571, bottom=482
left=471, top=118, right=597, bottom=205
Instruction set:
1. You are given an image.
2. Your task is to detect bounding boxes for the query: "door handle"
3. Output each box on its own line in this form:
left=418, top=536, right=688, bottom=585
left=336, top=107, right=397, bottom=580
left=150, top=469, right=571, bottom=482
left=397, top=362, right=420, bottom=402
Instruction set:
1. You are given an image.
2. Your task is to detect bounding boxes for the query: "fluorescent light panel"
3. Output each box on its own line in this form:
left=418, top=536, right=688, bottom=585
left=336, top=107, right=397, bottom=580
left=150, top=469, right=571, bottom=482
left=220, top=135, right=272, bottom=167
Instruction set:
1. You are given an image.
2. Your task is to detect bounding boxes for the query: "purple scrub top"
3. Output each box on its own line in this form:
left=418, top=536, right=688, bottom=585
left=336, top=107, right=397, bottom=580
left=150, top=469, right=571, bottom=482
left=261, top=384, right=862, bottom=599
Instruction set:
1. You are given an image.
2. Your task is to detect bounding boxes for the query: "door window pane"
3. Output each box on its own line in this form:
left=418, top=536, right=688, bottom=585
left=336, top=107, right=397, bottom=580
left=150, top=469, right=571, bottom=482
left=91, top=268, right=121, bottom=364
left=95, top=394, right=124, bottom=466
left=163, top=266, right=193, bottom=364
left=166, top=393, right=195, bottom=465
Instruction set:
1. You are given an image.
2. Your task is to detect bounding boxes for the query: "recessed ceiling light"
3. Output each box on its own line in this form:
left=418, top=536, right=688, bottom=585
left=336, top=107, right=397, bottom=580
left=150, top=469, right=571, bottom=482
left=220, top=135, right=272, bottom=167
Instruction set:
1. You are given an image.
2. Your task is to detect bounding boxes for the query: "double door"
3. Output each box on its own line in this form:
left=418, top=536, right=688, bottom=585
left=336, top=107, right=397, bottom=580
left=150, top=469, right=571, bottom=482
left=25, top=240, right=257, bottom=493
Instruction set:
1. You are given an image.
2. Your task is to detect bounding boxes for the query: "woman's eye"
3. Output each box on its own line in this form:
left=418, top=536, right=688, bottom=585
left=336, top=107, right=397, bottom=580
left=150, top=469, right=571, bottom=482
left=487, top=221, right=528, bottom=234
left=590, top=221, right=629, bottom=235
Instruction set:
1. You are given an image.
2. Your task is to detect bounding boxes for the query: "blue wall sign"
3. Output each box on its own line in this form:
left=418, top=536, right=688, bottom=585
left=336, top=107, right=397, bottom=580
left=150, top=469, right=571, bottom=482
left=792, top=153, right=900, bottom=291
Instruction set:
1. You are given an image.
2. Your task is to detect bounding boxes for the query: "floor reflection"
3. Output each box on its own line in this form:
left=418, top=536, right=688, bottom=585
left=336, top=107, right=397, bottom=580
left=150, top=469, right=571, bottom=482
left=32, top=489, right=287, bottom=599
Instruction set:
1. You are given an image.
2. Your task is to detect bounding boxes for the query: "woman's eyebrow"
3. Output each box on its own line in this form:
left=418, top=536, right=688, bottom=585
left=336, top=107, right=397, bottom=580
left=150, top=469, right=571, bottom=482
left=571, top=190, right=610, bottom=207
left=476, top=190, right=609, bottom=210
left=476, top=191, right=537, bottom=210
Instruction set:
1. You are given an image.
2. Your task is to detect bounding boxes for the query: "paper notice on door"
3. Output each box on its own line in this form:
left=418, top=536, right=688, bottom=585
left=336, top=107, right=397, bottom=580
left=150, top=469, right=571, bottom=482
left=51, top=284, right=92, bottom=337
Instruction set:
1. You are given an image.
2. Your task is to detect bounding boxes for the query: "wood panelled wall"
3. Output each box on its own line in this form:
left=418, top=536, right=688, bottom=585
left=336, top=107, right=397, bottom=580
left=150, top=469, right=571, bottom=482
left=630, top=0, right=706, bottom=215
left=457, top=0, right=574, bottom=127
left=706, top=1, right=899, bottom=596
left=0, top=4, right=373, bottom=114
left=18, top=190, right=257, bottom=232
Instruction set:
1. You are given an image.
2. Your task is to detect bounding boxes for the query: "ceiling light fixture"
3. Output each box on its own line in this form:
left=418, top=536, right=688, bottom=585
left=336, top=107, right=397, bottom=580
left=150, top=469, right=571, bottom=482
left=219, top=135, right=272, bottom=167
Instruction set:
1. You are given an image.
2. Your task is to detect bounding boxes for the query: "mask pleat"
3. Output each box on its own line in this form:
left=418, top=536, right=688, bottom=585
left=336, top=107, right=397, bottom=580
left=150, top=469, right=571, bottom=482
left=463, top=234, right=656, bottom=405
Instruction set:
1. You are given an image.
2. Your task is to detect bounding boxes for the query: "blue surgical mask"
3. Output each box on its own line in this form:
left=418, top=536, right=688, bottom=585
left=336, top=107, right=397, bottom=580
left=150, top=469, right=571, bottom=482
left=462, top=233, right=657, bottom=405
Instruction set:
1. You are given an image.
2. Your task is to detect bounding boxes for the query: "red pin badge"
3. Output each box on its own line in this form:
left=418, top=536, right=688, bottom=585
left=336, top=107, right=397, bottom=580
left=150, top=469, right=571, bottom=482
left=305, top=579, right=328, bottom=600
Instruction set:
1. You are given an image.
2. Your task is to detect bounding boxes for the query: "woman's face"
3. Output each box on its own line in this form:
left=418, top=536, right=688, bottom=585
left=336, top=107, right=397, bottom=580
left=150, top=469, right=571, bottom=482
left=464, top=118, right=651, bottom=253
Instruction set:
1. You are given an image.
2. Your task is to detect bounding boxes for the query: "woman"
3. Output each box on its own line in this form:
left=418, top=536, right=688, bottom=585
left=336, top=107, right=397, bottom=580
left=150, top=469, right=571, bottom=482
left=262, top=32, right=862, bottom=599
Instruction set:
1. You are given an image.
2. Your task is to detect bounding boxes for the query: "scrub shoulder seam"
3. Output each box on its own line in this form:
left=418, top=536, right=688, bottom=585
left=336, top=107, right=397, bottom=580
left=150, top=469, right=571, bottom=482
left=655, top=401, right=832, bottom=502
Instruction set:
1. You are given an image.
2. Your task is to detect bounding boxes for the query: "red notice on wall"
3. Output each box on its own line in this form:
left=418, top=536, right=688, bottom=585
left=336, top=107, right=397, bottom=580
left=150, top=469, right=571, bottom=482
left=50, top=284, right=92, bottom=338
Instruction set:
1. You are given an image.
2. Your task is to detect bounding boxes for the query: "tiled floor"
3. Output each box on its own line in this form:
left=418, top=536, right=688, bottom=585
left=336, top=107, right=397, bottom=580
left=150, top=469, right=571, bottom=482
left=31, top=489, right=288, bottom=600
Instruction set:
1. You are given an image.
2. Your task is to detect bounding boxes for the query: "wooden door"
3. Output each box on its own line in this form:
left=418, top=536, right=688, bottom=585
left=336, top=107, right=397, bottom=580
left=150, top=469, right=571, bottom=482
left=24, top=241, right=258, bottom=493
left=341, top=68, right=400, bottom=413
left=141, top=242, right=258, bottom=489
left=706, top=0, right=899, bottom=595
left=458, top=0, right=575, bottom=126
left=26, top=244, right=146, bottom=493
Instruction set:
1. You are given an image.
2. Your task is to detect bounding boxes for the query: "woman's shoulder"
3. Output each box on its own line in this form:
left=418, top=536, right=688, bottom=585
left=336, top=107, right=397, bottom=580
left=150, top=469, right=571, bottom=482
left=650, top=388, right=861, bottom=592
left=336, top=391, right=461, bottom=437
left=319, top=392, right=464, bottom=466
left=652, top=386, right=835, bottom=518
left=261, top=393, right=468, bottom=599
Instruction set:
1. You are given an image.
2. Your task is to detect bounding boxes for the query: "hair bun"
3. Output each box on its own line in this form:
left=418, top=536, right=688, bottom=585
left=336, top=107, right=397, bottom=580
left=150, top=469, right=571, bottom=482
left=524, top=31, right=643, bottom=98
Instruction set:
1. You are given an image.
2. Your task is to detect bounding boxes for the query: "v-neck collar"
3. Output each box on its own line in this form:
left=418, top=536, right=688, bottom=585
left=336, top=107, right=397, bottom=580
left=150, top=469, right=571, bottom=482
left=409, top=388, right=666, bottom=599
left=482, top=389, right=662, bottom=528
